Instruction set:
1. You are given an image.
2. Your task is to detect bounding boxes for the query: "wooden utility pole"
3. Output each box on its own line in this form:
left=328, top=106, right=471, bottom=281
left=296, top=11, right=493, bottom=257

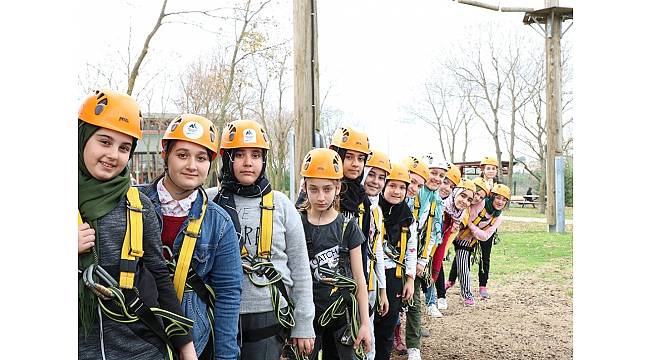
left=524, top=2, right=572, bottom=232
left=293, top=0, right=320, bottom=198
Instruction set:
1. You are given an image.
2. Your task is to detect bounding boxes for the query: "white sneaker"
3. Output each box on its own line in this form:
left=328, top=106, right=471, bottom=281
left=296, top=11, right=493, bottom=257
left=427, top=304, right=443, bottom=318
left=407, top=348, right=422, bottom=360
left=437, top=297, right=448, bottom=310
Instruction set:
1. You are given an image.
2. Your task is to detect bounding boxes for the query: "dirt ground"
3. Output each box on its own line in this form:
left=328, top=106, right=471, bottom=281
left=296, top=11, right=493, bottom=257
left=395, top=259, right=573, bottom=360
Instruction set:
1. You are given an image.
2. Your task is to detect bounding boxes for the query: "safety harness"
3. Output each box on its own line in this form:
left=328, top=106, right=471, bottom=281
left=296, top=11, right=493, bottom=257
left=240, top=192, right=296, bottom=344
left=382, top=223, right=413, bottom=309
left=458, top=208, right=499, bottom=247
left=163, top=188, right=216, bottom=360
left=79, top=187, right=194, bottom=360
left=416, top=197, right=438, bottom=288
left=366, top=206, right=383, bottom=292
left=454, top=208, right=499, bottom=270
left=302, top=215, right=365, bottom=360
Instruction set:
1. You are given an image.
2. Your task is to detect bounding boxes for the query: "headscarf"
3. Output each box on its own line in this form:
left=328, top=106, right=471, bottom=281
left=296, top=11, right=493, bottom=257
left=444, top=187, right=467, bottom=223
left=378, top=193, right=413, bottom=229
left=78, top=121, right=136, bottom=336
left=484, top=193, right=505, bottom=217
left=332, top=146, right=370, bottom=216
left=213, top=148, right=272, bottom=248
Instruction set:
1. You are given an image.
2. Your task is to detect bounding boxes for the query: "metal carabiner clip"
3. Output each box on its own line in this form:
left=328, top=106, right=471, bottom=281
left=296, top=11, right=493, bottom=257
left=83, top=264, right=118, bottom=300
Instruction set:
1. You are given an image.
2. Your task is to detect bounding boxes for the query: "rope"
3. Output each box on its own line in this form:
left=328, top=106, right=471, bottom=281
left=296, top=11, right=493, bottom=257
left=313, top=265, right=365, bottom=360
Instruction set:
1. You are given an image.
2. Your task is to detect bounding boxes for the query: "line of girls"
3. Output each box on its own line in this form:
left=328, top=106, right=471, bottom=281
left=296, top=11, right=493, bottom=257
left=77, top=89, right=509, bottom=360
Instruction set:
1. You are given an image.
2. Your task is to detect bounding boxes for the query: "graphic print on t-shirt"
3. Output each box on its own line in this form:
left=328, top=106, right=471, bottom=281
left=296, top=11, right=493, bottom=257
left=310, top=245, right=340, bottom=275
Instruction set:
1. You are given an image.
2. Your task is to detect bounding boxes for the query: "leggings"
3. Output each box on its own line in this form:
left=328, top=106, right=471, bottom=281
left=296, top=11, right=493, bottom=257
left=449, top=232, right=495, bottom=287
left=478, top=232, right=495, bottom=286
left=455, top=244, right=474, bottom=301
left=373, top=268, right=403, bottom=360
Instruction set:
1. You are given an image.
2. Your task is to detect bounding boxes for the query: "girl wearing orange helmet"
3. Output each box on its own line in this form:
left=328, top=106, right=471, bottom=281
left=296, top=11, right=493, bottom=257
left=428, top=177, right=475, bottom=310
left=140, top=114, right=242, bottom=359
left=447, top=184, right=510, bottom=306
left=476, top=156, right=501, bottom=299
left=328, top=126, right=374, bottom=285
left=298, top=148, right=372, bottom=360
left=479, top=156, right=500, bottom=189
left=447, top=177, right=490, bottom=289
left=77, top=90, right=197, bottom=359
left=423, top=162, right=461, bottom=314
left=374, top=163, right=417, bottom=360
left=213, top=120, right=315, bottom=360
left=361, top=149, right=391, bottom=360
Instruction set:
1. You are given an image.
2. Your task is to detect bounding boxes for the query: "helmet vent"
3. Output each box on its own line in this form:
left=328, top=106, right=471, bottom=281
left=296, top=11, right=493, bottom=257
left=303, top=154, right=312, bottom=170
left=94, top=98, right=108, bottom=115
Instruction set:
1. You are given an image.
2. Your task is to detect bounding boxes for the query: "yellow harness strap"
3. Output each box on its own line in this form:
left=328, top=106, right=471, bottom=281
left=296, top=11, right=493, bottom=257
left=444, top=212, right=469, bottom=256
left=412, top=195, right=421, bottom=220
left=458, top=208, right=486, bottom=240
left=78, top=211, right=83, bottom=225
left=466, top=208, right=498, bottom=247
left=119, top=187, right=144, bottom=289
left=420, top=201, right=436, bottom=259
left=358, top=203, right=365, bottom=230
left=367, top=207, right=382, bottom=291
left=241, top=192, right=274, bottom=259
left=172, top=191, right=209, bottom=301
left=396, top=226, right=408, bottom=278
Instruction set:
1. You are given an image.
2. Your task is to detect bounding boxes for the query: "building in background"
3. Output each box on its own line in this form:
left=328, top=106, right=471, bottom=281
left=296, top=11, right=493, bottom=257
left=130, top=113, right=177, bottom=184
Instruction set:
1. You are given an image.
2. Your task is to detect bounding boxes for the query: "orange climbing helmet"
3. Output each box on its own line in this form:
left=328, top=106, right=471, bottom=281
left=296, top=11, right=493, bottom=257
left=401, top=156, right=429, bottom=182
left=78, top=89, right=143, bottom=139
left=386, top=162, right=411, bottom=185
left=491, top=183, right=511, bottom=200
left=457, top=178, right=477, bottom=193
left=446, top=163, right=461, bottom=186
left=330, top=126, right=370, bottom=155
left=219, top=119, right=270, bottom=154
left=301, top=148, right=343, bottom=180
left=162, top=114, right=219, bottom=160
left=480, top=156, right=499, bottom=167
left=366, top=149, right=392, bottom=173
left=473, top=176, right=490, bottom=195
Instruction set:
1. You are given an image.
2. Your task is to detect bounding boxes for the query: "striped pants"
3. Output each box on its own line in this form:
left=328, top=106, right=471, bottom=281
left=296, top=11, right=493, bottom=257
left=454, top=241, right=474, bottom=301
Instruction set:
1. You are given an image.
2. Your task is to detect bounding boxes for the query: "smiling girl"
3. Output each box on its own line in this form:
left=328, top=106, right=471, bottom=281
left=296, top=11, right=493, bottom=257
left=374, top=163, right=417, bottom=360
left=477, top=156, right=500, bottom=299
left=449, top=184, right=510, bottom=306
left=78, top=90, right=197, bottom=360
left=140, top=114, right=242, bottom=359
left=447, top=176, right=490, bottom=290
left=361, top=149, right=391, bottom=360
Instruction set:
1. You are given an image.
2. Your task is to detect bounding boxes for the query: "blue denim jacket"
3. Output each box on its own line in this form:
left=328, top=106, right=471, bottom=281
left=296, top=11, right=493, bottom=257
left=141, top=182, right=242, bottom=359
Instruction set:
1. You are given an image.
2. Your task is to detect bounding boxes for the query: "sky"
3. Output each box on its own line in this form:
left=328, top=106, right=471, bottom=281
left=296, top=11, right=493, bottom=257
left=77, top=0, right=575, bottom=164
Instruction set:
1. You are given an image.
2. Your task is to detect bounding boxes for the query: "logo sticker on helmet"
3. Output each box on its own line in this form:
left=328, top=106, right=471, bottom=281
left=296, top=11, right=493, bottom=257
left=243, top=128, right=256, bottom=143
left=183, top=121, right=204, bottom=139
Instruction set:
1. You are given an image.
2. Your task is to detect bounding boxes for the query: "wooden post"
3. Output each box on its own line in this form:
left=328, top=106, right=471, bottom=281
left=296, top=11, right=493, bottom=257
left=545, top=0, right=562, bottom=232
left=293, top=0, right=319, bottom=199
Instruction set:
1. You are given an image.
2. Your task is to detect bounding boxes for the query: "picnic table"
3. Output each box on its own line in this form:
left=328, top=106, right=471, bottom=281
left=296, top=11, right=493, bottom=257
left=510, top=194, right=541, bottom=208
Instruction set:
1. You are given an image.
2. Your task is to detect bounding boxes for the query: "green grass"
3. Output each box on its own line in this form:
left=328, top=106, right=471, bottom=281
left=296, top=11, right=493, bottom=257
left=503, top=206, right=573, bottom=220
left=471, top=231, right=573, bottom=283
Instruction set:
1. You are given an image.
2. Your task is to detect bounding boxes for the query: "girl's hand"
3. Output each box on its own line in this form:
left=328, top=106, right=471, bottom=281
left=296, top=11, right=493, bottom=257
left=78, top=223, right=95, bottom=254
left=379, top=289, right=389, bottom=316
left=416, top=263, right=425, bottom=277
left=291, top=337, right=315, bottom=355
left=178, top=342, right=198, bottom=360
left=353, top=323, right=372, bottom=353
left=402, top=276, right=415, bottom=301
